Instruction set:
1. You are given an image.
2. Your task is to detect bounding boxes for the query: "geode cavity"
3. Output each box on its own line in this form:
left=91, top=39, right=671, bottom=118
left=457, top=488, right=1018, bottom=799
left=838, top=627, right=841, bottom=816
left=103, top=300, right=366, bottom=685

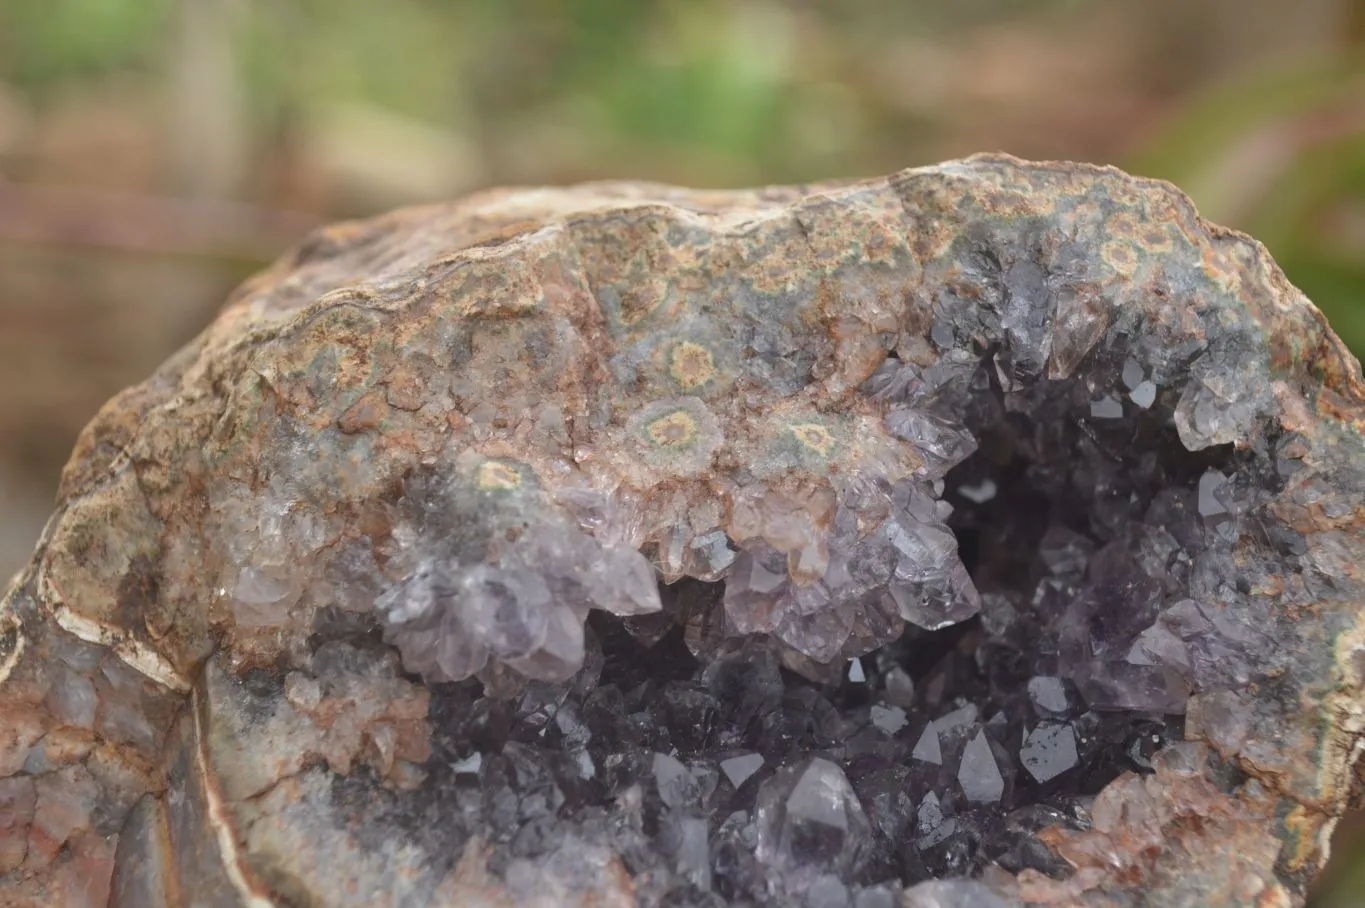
left=1, top=155, right=1363, bottom=908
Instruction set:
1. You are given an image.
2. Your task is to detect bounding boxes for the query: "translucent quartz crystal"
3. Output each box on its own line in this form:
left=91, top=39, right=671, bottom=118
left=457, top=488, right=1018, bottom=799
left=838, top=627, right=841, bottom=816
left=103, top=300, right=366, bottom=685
left=1129, top=380, right=1157, bottom=408
left=652, top=752, right=703, bottom=809
left=957, top=730, right=1005, bottom=803
left=1121, top=358, right=1145, bottom=391
left=956, top=479, right=997, bottom=504
left=870, top=704, right=908, bottom=734
left=903, top=881, right=1013, bottom=908
left=1026, top=676, right=1070, bottom=715
left=913, top=725, right=944, bottom=765
left=755, top=758, right=872, bottom=880
left=1089, top=395, right=1123, bottom=419
left=720, top=753, right=765, bottom=788
left=915, top=792, right=954, bottom=849
left=884, top=409, right=979, bottom=480
left=1197, top=470, right=1230, bottom=518
left=1173, top=354, right=1270, bottom=450
left=722, top=480, right=978, bottom=664
left=884, top=666, right=915, bottom=708
left=377, top=458, right=664, bottom=682
left=1037, top=526, right=1093, bottom=575
left=669, top=815, right=712, bottom=891
left=1020, top=722, right=1079, bottom=783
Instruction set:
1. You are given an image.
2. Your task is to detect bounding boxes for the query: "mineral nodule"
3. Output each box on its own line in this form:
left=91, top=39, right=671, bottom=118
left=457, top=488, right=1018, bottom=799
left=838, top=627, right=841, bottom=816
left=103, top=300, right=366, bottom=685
left=1, top=155, right=1363, bottom=908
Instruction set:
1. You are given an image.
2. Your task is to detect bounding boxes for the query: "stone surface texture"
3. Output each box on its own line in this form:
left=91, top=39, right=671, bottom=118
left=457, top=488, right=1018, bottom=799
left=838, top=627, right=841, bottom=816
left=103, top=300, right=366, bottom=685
left=0, top=154, right=1362, bottom=907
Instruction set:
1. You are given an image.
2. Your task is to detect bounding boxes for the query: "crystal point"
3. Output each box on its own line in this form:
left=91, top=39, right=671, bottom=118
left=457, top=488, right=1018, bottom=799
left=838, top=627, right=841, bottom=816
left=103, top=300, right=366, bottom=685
left=756, top=758, right=871, bottom=878
left=912, top=725, right=943, bottom=765
left=720, top=753, right=765, bottom=789
left=957, top=730, right=1004, bottom=803
left=1020, top=722, right=1079, bottom=783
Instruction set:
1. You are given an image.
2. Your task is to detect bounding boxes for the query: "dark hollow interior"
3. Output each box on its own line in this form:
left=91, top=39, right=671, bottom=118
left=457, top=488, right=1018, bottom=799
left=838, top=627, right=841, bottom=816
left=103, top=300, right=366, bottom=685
left=409, top=359, right=1262, bottom=907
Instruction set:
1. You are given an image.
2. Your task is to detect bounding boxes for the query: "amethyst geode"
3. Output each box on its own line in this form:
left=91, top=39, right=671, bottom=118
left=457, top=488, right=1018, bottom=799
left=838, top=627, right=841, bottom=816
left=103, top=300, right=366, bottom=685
left=1, top=155, right=1362, bottom=907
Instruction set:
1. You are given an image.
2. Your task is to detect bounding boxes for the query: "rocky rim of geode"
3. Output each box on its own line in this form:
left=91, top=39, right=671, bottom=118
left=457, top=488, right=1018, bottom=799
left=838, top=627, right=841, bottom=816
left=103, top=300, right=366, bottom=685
left=1, top=154, right=1363, bottom=907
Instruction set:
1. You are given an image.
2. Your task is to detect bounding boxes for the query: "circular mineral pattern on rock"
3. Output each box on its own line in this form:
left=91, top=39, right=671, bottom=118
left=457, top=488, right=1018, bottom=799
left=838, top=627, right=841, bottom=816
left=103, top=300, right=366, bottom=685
left=668, top=341, right=718, bottom=391
left=626, top=396, right=724, bottom=478
left=0, top=154, right=1363, bottom=907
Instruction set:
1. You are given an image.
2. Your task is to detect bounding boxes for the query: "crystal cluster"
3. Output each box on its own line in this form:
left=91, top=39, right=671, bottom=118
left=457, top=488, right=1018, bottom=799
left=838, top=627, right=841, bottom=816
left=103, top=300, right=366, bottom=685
left=426, top=606, right=1183, bottom=906
left=376, top=452, right=663, bottom=682
left=375, top=371, right=985, bottom=685
left=397, top=318, right=1286, bottom=904
left=342, top=165, right=1310, bottom=903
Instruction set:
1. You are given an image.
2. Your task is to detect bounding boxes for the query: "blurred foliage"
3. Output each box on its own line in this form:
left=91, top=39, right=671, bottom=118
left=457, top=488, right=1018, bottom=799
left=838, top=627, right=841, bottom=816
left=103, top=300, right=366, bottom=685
left=0, top=0, right=170, bottom=88
left=2, top=0, right=1116, bottom=188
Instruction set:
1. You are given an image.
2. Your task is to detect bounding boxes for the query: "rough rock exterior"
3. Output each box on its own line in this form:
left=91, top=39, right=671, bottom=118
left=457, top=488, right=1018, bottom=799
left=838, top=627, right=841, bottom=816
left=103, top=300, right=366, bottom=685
left=0, top=154, right=1363, bottom=907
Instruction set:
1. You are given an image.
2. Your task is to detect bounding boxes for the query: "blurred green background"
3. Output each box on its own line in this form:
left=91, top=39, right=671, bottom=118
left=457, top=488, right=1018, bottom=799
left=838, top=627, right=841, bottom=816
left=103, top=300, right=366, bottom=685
left=1, top=0, right=1362, bottom=902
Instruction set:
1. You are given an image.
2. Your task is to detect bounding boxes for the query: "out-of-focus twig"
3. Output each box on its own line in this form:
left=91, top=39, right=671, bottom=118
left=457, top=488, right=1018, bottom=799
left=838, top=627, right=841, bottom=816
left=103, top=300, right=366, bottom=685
left=0, top=178, right=318, bottom=262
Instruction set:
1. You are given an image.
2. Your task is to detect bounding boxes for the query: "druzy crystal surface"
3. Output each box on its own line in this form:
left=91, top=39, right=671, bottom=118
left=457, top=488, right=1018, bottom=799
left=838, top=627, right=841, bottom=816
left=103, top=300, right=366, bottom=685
left=2, top=156, right=1363, bottom=907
